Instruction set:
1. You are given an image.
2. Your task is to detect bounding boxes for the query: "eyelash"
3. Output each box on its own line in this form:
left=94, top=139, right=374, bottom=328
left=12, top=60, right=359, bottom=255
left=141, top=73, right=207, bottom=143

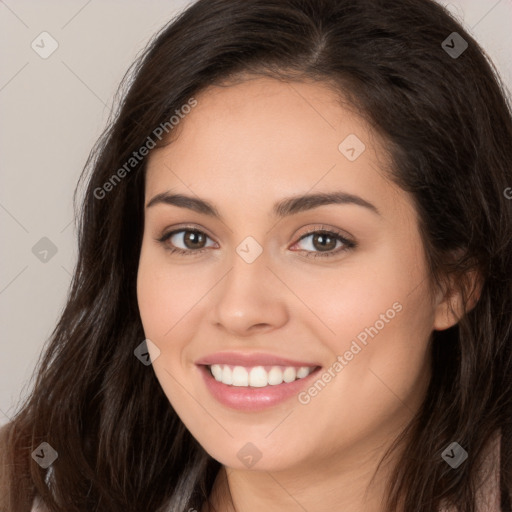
left=156, top=224, right=357, bottom=259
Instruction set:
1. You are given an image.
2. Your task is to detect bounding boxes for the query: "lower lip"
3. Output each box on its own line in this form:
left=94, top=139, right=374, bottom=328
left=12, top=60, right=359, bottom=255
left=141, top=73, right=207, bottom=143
left=197, top=365, right=322, bottom=411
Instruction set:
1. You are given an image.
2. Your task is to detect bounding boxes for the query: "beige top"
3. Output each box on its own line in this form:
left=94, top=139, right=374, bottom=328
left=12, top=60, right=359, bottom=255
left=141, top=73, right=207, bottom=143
left=29, top=432, right=502, bottom=512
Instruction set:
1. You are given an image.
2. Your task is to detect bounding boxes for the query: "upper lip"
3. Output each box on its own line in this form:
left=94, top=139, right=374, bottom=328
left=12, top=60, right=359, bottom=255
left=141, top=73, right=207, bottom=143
left=195, top=352, right=321, bottom=368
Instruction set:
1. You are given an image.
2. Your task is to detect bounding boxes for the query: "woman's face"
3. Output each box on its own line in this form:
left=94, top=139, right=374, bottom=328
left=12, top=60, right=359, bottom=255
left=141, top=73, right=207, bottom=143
left=137, top=77, right=452, bottom=473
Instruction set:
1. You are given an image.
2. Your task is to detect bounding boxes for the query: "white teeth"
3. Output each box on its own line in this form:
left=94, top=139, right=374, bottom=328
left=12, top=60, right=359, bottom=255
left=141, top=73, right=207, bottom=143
left=221, top=365, right=232, bottom=385
left=209, top=364, right=316, bottom=387
left=268, top=366, right=283, bottom=385
left=249, top=366, right=268, bottom=387
left=296, top=367, right=310, bottom=379
left=210, top=364, right=223, bottom=381
left=283, top=367, right=296, bottom=383
left=232, top=366, right=249, bottom=386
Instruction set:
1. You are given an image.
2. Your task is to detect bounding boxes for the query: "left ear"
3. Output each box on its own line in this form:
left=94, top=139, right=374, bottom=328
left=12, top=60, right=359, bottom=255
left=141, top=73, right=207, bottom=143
left=433, top=264, right=484, bottom=331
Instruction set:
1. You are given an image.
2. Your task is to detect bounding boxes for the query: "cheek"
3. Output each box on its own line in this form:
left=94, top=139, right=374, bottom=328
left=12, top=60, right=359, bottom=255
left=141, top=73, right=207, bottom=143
left=136, top=247, right=208, bottom=340
left=136, top=249, right=203, bottom=410
left=280, top=249, right=418, bottom=348
left=292, top=284, right=432, bottom=448
left=136, top=258, right=170, bottom=339
left=287, top=240, right=433, bottom=400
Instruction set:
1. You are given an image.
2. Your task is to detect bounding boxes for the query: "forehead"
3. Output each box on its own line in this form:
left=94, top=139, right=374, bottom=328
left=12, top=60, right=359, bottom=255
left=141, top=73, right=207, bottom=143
left=145, top=77, right=403, bottom=216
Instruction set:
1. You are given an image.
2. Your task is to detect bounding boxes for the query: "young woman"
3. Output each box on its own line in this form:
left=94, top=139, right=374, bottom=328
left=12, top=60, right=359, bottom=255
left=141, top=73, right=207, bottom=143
left=1, top=0, right=511, bottom=511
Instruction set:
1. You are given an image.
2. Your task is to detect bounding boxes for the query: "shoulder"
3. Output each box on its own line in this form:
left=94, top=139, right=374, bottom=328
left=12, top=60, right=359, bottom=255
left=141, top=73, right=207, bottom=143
left=31, top=495, right=49, bottom=512
left=0, top=421, right=13, bottom=478
left=438, top=430, right=502, bottom=512
left=474, top=430, right=501, bottom=511
left=0, top=420, right=12, bottom=452
left=0, top=422, right=14, bottom=510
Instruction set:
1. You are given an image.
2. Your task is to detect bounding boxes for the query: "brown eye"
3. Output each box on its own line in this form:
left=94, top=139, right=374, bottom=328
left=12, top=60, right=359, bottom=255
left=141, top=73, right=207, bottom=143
left=311, top=233, right=338, bottom=251
left=181, top=230, right=207, bottom=249
left=158, top=228, right=216, bottom=255
left=292, top=230, right=356, bottom=259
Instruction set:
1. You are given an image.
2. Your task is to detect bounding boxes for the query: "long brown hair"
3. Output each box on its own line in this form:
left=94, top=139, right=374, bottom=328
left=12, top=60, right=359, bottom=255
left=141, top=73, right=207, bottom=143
left=1, top=0, right=511, bottom=510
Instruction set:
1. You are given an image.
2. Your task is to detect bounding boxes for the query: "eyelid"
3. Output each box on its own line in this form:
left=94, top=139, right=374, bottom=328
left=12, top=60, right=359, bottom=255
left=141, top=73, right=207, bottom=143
left=294, top=224, right=353, bottom=242
left=158, top=222, right=217, bottom=241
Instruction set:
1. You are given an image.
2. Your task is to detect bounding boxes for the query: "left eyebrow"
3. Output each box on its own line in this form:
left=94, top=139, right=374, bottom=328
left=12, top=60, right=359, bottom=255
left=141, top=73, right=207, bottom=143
left=145, top=190, right=381, bottom=220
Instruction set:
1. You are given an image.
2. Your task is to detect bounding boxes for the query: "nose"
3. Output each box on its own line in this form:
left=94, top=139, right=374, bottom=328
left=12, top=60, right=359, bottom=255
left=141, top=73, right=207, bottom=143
left=209, top=246, right=289, bottom=337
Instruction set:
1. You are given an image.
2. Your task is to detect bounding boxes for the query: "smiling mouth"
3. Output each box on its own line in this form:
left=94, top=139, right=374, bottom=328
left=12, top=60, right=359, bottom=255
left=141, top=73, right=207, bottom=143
left=206, top=364, right=320, bottom=387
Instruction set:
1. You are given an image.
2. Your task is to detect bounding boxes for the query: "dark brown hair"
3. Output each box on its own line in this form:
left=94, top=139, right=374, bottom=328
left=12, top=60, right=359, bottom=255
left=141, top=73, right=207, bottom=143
left=1, top=0, right=511, bottom=511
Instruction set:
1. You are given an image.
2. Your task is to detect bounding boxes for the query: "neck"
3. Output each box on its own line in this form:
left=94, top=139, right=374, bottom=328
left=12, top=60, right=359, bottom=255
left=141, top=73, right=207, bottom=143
left=205, top=422, right=411, bottom=512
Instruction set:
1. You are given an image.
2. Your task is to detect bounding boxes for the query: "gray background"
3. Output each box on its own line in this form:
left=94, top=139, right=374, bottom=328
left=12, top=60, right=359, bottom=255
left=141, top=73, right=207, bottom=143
left=1, top=0, right=511, bottom=426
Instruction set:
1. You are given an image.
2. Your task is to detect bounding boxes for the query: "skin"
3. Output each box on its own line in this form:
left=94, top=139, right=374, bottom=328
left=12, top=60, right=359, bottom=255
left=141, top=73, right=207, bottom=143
left=136, top=76, right=470, bottom=512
